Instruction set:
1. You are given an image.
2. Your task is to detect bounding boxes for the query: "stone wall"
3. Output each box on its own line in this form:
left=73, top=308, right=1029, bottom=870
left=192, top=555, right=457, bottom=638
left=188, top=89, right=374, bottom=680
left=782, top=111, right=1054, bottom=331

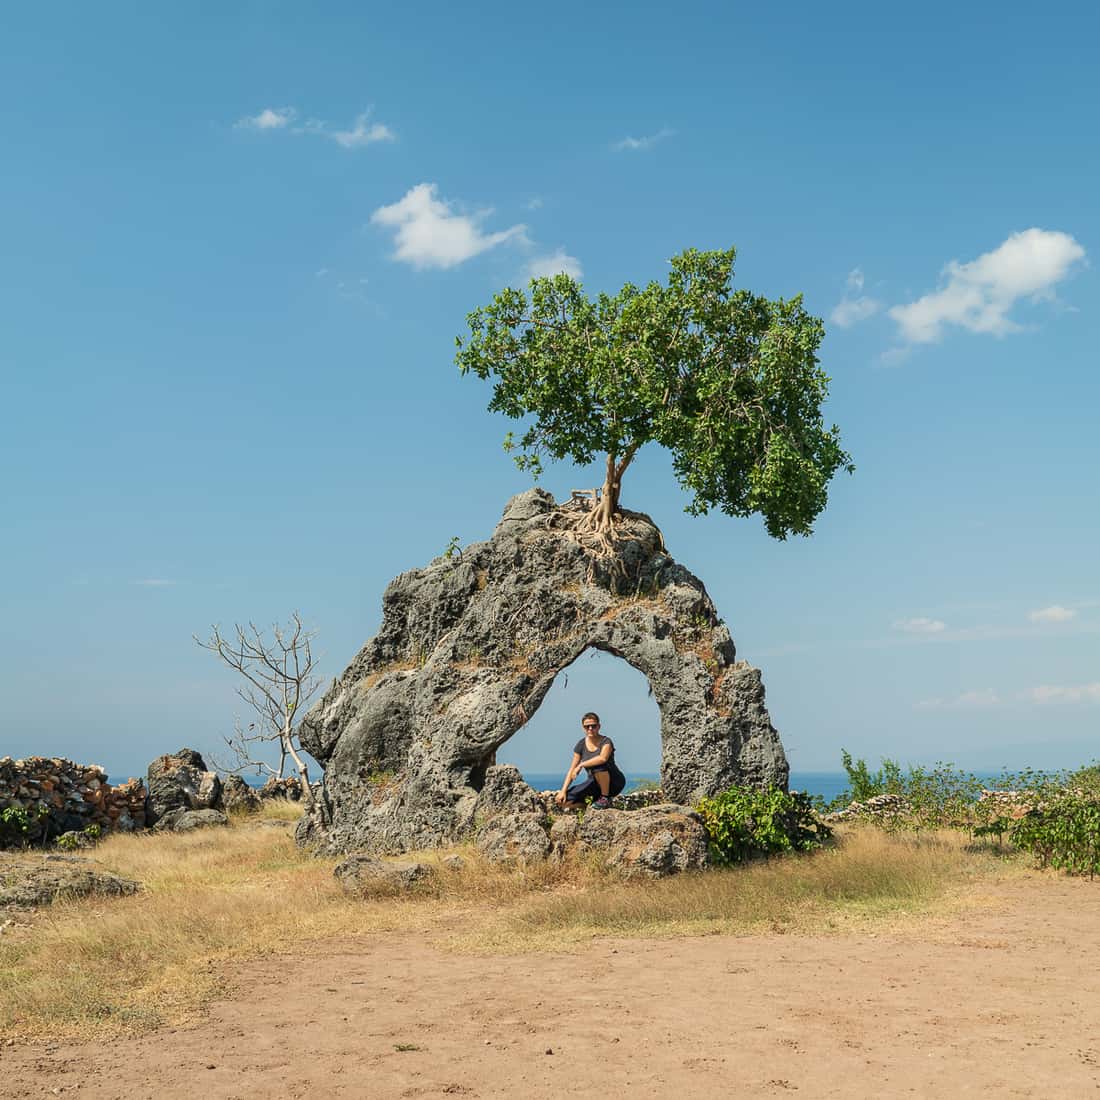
left=0, top=757, right=147, bottom=845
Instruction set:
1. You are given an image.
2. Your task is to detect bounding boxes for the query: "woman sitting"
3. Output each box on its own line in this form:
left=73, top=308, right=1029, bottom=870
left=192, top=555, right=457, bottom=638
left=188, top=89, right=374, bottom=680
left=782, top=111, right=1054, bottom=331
left=554, top=711, right=626, bottom=811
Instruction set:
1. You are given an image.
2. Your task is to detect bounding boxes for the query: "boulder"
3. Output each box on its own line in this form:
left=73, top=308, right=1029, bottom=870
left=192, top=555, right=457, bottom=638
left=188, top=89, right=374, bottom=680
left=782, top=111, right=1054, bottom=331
left=259, top=776, right=303, bottom=801
left=222, top=775, right=262, bottom=814
left=0, top=855, right=140, bottom=909
left=476, top=812, right=552, bottom=865
left=155, top=808, right=229, bottom=833
left=548, top=814, right=579, bottom=857
left=333, top=854, right=435, bottom=894
left=476, top=765, right=544, bottom=818
left=576, top=804, right=708, bottom=878
left=146, top=749, right=222, bottom=824
left=298, top=490, right=788, bottom=855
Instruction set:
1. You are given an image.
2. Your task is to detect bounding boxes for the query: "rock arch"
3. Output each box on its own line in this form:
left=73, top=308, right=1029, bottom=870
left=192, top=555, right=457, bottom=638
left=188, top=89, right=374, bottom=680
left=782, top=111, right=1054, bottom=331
left=298, top=490, right=788, bottom=853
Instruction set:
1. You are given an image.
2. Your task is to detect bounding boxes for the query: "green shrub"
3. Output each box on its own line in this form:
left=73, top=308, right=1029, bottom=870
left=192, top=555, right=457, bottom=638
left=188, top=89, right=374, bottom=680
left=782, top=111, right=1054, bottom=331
left=696, top=786, right=831, bottom=865
left=1010, top=793, right=1100, bottom=877
left=0, top=805, right=32, bottom=847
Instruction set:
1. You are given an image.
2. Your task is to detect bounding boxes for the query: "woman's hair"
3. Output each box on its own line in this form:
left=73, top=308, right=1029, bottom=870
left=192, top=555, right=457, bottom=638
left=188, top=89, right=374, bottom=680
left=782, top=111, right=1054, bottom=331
left=582, top=711, right=601, bottom=724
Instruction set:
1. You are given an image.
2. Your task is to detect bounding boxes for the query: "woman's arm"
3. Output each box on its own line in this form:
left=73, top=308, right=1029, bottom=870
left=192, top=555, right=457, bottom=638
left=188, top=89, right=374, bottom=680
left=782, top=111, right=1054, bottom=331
left=557, top=752, right=583, bottom=798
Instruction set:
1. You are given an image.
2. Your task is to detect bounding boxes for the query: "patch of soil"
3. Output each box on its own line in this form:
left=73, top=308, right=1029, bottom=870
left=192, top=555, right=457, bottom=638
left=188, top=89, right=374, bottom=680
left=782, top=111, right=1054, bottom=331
left=3, top=875, right=1099, bottom=1098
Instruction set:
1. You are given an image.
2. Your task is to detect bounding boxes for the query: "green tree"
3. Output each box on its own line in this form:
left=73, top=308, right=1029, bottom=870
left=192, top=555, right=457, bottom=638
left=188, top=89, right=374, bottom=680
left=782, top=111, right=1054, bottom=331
left=456, top=247, right=852, bottom=537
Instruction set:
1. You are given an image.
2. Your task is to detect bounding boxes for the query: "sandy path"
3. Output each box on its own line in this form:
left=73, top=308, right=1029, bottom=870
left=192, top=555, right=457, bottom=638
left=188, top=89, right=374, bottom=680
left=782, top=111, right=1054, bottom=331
left=3, top=876, right=1099, bottom=1099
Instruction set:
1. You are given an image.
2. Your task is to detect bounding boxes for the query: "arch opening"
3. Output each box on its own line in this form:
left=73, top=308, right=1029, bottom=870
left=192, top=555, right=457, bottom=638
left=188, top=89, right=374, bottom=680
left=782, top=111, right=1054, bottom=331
left=495, top=648, right=661, bottom=795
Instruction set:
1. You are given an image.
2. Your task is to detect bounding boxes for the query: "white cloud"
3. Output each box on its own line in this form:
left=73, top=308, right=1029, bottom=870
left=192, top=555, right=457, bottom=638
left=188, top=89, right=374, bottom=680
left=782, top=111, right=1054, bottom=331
left=877, top=346, right=913, bottom=368
left=236, top=107, right=296, bottom=130
left=371, top=184, right=527, bottom=270
left=612, top=128, right=675, bottom=152
left=1025, top=683, right=1100, bottom=705
left=888, top=228, right=1086, bottom=344
left=916, top=688, right=1000, bottom=710
left=832, top=296, right=881, bottom=328
left=1028, top=604, right=1077, bottom=623
left=525, top=196, right=544, bottom=211
left=330, top=112, right=395, bottom=149
left=831, top=267, right=881, bottom=328
left=132, top=579, right=177, bottom=587
left=526, top=249, right=583, bottom=280
left=892, top=617, right=946, bottom=634
left=234, top=106, right=395, bottom=150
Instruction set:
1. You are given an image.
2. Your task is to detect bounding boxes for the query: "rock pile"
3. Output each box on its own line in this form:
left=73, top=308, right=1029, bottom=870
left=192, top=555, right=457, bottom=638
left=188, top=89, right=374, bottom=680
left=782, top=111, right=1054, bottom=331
left=824, top=793, right=910, bottom=825
left=0, top=757, right=148, bottom=845
left=299, top=489, right=788, bottom=855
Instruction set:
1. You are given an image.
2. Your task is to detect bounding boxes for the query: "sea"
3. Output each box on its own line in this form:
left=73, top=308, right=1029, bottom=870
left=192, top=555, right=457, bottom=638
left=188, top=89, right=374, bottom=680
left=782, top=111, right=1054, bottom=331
left=522, top=771, right=852, bottom=803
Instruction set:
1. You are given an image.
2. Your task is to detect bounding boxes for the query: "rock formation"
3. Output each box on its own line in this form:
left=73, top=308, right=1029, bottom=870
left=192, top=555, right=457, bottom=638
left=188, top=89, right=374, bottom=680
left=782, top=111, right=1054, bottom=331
left=299, top=489, right=788, bottom=855
left=145, top=749, right=222, bottom=825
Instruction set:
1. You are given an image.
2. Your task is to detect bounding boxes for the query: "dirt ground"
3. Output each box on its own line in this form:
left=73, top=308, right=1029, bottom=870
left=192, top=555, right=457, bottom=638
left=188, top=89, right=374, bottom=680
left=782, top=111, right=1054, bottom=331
left=3, top=875, right=1099, bottom=1099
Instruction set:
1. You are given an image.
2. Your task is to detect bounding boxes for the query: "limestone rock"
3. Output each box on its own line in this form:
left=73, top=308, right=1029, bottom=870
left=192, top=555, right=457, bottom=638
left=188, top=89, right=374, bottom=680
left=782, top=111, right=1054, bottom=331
left=476, top=765, right=543, bottom=818
left=299, top=489, right=788, bottom=855
left=0, top=855, right=141, bottom=909
left=155, top=808, right=229, bottom=832
left=222, top=775, right=262, bottom=815
left=333, top=854, right=435, bottom=894
left=259, top=776, right=303, bottom=801
left=476, top=812, right=552, bottom=865
left=146, top=749, right=221, bottom=824
left=576, top=804, right=708, bottom=878
left=548, top=814, right=579, bottom=856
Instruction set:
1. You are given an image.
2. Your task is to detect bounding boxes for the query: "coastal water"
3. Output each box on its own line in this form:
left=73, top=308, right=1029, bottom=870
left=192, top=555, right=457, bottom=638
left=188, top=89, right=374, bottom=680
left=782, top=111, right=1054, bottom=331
left=523, top=771, right=852, bottom=803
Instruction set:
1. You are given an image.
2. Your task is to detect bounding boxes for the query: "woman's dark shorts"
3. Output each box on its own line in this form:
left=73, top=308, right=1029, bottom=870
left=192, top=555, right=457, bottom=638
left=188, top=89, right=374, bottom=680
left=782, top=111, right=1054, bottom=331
left=566, top=769, right=626, bottom=803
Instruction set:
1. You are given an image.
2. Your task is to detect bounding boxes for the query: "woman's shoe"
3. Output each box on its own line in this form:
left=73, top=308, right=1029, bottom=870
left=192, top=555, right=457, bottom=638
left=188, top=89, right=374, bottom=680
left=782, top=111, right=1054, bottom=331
left=591, top=797, right=612, bottom=810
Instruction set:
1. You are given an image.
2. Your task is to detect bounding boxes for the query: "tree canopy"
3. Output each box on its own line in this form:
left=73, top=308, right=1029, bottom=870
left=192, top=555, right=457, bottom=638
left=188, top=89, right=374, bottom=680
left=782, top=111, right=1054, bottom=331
left=456, top=247, right=852, bottom=538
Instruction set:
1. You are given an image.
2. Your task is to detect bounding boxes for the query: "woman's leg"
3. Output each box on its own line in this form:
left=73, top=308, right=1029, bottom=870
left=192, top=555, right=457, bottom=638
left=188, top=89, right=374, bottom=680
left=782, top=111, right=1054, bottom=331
left=593, top=770, right=610, bottom=796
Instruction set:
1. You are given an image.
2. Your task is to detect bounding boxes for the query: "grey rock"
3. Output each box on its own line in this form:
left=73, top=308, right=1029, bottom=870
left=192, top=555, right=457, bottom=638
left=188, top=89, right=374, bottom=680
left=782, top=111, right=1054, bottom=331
left=0, top=855, right=141, bottom=909
left=333, top=854, right=436, bottom=894
left=259, top=776, right=303, bottom=801
left=299, top=490, right=788, bottom=855
left=548, top=814, right=579, bottom=856
left=146, top=749, right=222, bottom=824
left=156, top=808, right=228, bottom=832
left=576, top=804, right=708, bottom=878
left=173, top=809, right=229, bottom=832
left=476, top=812, right=552, bottom=865
left=222, top=775, right=262, bottom=815
left=476, top=765, right=543, bottom=818
left=441, top=854, right=466, bottom=871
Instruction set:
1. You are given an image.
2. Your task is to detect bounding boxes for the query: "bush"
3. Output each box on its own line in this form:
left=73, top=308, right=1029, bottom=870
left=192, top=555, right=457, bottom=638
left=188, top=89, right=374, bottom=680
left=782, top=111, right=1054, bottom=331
left=696, top=786, right=830, bottom=865
left=0, top=805, right=32, bottom=847
left=1010, top=792, right=1100, bottom=877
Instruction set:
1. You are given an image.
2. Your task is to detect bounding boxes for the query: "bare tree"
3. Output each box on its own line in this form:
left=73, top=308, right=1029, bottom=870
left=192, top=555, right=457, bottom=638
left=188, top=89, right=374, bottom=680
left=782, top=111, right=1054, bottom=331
left=196, top=613, right=322, bottom=812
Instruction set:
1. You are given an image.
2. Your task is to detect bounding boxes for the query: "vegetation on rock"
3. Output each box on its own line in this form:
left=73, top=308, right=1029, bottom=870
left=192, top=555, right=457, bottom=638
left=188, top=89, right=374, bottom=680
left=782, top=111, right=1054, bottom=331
left=456, top=247, right=852, bottom=537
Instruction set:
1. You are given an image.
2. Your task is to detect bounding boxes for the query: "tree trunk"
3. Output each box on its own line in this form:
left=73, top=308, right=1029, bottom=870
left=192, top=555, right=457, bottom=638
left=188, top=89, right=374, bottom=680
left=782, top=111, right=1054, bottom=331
left=282, top=725, right=316, bottom=811
left=587, top=445, right=639, bottom=534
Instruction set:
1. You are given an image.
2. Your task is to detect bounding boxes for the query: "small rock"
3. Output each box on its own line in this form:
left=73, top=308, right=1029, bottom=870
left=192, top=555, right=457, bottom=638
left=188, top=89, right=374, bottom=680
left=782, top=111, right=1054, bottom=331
left=476, top=812, right=551, bottom=865
left=334, top=854, right=436, bottom=894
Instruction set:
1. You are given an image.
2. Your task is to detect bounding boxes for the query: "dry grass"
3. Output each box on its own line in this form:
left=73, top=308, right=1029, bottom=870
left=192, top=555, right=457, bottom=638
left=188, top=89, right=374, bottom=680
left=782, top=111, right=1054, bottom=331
left=0, top=821, right=1019, bottom=1040
left=455, top=827, right=1020, bottom=951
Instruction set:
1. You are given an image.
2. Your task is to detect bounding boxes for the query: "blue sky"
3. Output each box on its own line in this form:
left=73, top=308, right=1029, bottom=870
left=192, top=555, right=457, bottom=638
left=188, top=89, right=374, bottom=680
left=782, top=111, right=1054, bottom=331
left=2, top=2, right=1097, bottom=782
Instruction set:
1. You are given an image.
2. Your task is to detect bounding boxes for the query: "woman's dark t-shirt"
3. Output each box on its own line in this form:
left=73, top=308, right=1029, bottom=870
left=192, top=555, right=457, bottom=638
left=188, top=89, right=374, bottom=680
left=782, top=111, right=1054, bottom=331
left=574, top=737, right=626, bottom=788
